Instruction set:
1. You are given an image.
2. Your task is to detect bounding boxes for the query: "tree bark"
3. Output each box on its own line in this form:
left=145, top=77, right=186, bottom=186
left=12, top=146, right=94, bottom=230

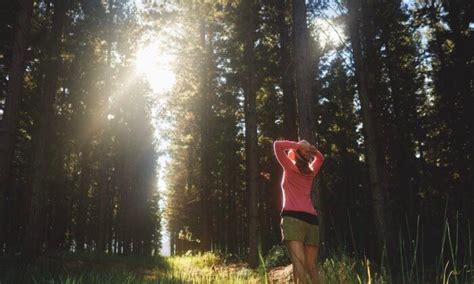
left=276, top=0, right=298, bottom=140
left=0, top=0, right=33, bottom=248
left=292, top=0, right=326, bottom=250
left=383, top=47, right=417, bottom=222
left=292, top=0, right=315, bottom=142
left=75, top=145, right=91, bottom=253
left=96, top=152, right=109, bottom=253
left=241, top=0, right=259, bottom=268
left=440, top=1, right=473, bottom=219
left=23, top=0, right=67, bottom=258
left=198, top=17, right=212, bottom=252
left=347, top=0, right=395, bottom=260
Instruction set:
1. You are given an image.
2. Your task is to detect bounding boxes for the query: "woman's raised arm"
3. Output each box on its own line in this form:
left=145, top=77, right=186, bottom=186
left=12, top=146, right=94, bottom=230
left=310, top=150, right=325, bottom=176
left=273, top=140, right=300, bottom=170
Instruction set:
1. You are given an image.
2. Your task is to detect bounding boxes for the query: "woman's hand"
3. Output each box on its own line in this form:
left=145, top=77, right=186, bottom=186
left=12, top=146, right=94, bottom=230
left=297, top=140, right=311, bottom=150
left=297, top=140, right=318, bottom=158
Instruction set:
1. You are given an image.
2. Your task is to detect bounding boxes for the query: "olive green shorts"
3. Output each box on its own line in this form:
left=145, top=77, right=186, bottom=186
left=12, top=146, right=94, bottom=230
left=280, top=216, right=320, bottom=246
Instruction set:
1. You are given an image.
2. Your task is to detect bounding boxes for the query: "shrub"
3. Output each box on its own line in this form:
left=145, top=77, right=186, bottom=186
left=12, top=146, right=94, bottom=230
left=265, top=244, right=290, bottom=268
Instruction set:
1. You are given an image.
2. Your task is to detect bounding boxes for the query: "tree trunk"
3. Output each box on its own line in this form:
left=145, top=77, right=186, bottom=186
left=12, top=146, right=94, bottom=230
left=0, top=0, right=33, bottom=248
left=227, top=142, right=238, bottom=254
left=441, top=1, right=473, bottom=220
left=384, top=53, right=417, bottom=223
left=119, top=148, right=132, bottom=255
left=291, top=0, right=326, bottom=250
left=347, top=0, right=395, bottom=261
left=23, top=0, right=67, bottom=258
left=269, top=158, right=283, bottom=246
left=241, top=0, right=259, bottom=268
left=378, top=5, right=419, bottom=223
left=292, top=0, right=315, bottom=141
left=75, top=145, right=91, bottom=253
left=276, top=0, right=298, bottom=140
left=198, top=18, right=212, bottom=252
left=97, top=154, right=109, bottom=253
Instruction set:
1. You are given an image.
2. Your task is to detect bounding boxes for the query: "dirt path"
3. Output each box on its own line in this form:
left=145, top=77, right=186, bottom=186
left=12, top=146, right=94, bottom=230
left=267, top=264, right=294, bottom=283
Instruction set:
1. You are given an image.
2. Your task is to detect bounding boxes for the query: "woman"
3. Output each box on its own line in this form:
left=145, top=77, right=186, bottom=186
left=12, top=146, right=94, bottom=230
left=273, top=139, right=325, bottom=284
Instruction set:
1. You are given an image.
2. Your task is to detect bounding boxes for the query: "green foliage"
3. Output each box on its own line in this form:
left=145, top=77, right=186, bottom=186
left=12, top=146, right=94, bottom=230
left=321, top=253, right=389, bottom=284
left=264, top=244, right=290, bottom=268
left=169, top=251, right=221, bottom=269
left=163, top=253, right=261, bottom=283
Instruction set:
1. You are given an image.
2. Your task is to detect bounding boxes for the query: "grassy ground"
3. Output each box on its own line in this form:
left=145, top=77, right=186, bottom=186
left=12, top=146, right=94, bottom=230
left=161, top=252, right=262, bottom=283
left=0, top=252, right=262, bottom=284
left=0, top=250, right=381, bottom=283
left=0, top=247, right=471, bottom=283
left=0, top=251, right=395, bottom=283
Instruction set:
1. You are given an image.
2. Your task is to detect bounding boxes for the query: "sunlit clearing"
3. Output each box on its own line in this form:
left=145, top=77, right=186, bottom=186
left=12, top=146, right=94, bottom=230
left=135, top=41, right=176, bottom=93
left=313, top=18, right=345, bottom=48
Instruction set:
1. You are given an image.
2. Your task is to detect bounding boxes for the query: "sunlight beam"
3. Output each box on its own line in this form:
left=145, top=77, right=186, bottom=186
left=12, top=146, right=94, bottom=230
left=135, top=41, right=176, bottom=94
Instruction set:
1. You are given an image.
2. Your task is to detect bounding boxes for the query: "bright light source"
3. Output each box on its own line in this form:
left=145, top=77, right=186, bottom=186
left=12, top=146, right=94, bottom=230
left=313, top=18, right=345, bottom=48
left=135, top=41, right=176, bottom=93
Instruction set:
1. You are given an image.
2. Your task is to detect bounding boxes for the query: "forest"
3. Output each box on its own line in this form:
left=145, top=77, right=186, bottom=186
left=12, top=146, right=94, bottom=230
left=0, top=0, right=473, bottom=283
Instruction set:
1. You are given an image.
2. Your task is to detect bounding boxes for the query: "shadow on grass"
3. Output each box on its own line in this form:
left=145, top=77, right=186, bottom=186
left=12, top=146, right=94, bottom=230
left=0, top=252, right=170, bottom=284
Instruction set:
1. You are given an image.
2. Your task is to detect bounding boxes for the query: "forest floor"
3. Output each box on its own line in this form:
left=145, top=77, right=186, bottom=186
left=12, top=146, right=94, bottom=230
left=0, top=252, right=295, bottom=283
left=0, top=251, right=392, bottom=283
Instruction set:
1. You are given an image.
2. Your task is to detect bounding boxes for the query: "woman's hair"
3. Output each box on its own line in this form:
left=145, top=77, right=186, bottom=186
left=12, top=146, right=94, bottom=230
left=295, top=150, right=312, bottom=174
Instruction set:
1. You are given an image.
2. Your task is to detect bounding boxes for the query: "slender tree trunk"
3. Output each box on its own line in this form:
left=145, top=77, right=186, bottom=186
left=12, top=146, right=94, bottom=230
left=119, top=147, right=132, bottom=255
left=241, top=0, right=259, bottom=268
left=97, top=154, right=109, bottom=252
left=222, top=143, right=231, bottom=253
left=198, top=18, right=212, bottom=252
left=227, top=143, right=238, bottom=254
left=96, top=1, right=114, bottom=253
left=276, top=0, right=298, bottom=140
left=442, top=2, right=473, bottom=219
left=292, top=0, right=315, bottom=141
left=384, top=57, right=417, bottom=222
left=347, top=0, right=395, bottom=261
left=0, top=0, right=34, bottom=249
left=269, top=158, right=282, bottom=245
left=292, top=0, right=326, bottom=250
left=47, top=168, right=69, bottom=250
left=378, top=10, right=418, bottom=221
left=75, top=145, right=92, bottom=253
left=23, top=0, right=67, bottom=258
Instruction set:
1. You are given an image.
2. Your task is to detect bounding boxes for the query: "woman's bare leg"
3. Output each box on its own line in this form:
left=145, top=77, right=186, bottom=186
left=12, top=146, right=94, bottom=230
left=304, top=244, right=320, bottom=284
left=285, top=240, right=308, bottom=284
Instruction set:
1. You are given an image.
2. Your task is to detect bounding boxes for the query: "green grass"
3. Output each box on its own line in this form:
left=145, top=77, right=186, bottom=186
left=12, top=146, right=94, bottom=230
left=319, top=252, right=389, bottom=283
left=393, top=212, right=473, bottom=284
left=161, top=252, right=261, bottom=283
left=1, top=218, right=473, bottom=284
left=0, top=252, right=262, bottom=283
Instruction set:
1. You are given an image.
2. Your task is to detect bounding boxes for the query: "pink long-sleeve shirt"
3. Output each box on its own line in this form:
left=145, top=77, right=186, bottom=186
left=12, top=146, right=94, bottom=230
left=273, top=140, right=325, bottom=215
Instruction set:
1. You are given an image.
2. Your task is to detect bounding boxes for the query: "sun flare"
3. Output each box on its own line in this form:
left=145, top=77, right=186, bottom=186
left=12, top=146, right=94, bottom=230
left=135, top=41, right=176, bottom=93
left=313, top=18, right=345, bottom=48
